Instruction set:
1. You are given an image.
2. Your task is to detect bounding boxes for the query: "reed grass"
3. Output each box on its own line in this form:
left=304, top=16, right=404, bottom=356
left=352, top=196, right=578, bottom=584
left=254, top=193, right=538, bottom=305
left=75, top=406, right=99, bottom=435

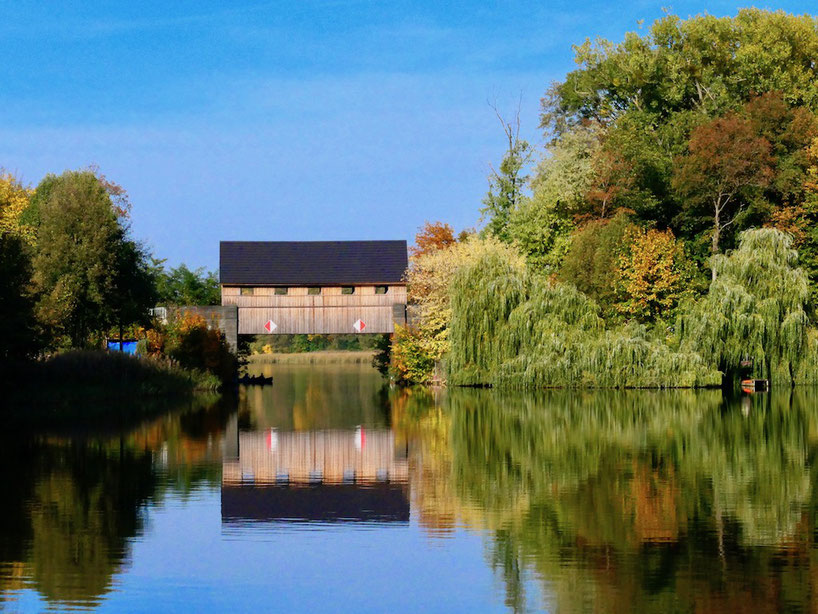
left=248, top=350, right=376, bottom=365
left=6, top=350, right=219, bottom=396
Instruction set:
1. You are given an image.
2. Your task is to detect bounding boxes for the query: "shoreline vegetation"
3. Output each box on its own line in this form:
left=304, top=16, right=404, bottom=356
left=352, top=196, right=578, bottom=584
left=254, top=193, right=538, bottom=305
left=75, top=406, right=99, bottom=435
left=4, top=351, right=226, bottom=425
left=5, top=351, right=222, bottom=425
left=1, top=168, right=236, bottom=424
left=385, top=10, right=818, bottom=390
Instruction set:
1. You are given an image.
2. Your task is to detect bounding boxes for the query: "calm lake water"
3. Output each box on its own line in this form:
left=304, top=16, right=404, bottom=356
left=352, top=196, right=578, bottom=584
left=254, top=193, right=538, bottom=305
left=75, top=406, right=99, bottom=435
left=3, top=363, right=818, bottom=613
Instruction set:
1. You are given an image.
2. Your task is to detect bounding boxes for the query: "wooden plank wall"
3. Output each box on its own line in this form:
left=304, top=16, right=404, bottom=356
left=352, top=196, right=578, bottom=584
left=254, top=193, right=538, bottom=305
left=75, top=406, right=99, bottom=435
left=222, top=285, right=407, bottom=334
left=222, top=429, right=409, bottom=485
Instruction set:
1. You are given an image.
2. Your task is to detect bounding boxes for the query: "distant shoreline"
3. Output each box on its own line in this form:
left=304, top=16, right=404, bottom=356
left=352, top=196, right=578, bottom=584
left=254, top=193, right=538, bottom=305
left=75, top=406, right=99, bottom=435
left=248, top=350, right=376, bottom=365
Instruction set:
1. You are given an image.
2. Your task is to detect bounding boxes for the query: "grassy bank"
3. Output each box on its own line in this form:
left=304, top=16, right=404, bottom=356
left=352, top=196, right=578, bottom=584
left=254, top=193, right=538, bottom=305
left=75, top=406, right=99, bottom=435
left=4, top=350, right=222, bottom=425
left=249, top=350, right=376, bottom=365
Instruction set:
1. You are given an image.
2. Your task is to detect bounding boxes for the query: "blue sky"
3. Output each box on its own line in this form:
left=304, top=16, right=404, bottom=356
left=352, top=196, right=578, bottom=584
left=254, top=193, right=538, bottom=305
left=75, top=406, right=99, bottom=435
left=0, top=1, right=813, bottom=270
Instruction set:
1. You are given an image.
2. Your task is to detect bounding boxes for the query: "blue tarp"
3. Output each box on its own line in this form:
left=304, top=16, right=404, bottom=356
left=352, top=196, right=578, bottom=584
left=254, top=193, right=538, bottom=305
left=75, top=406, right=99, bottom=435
left=107, top=340, right=138, bottom=355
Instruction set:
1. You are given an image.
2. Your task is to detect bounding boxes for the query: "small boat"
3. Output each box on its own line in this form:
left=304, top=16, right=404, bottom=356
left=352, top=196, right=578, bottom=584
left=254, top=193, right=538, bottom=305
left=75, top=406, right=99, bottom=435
left=237, top=374, right=273, bottom=385
left=741, top=378, right=768, bottom=393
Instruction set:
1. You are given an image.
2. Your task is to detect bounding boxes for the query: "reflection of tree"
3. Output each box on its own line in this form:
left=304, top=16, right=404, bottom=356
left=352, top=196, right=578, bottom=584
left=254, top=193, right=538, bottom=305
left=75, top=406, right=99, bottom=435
left=0, top=441, right=155, bottom=607
left=0, top=395, right=232, bottom=608
left=403, top=386, right=818, bottom=612
left=28, top=444, right=155, bottom=604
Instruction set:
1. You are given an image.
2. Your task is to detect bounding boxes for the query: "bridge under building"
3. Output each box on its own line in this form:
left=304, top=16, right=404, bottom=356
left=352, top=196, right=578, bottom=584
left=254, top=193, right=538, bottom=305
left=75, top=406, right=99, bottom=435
left=218, top=240, right=408, bottom=347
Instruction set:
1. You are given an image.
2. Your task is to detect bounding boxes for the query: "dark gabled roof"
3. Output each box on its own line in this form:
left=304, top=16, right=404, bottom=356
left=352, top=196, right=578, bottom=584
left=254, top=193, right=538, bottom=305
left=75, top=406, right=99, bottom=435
left=219, top=240, right=408, bottom=286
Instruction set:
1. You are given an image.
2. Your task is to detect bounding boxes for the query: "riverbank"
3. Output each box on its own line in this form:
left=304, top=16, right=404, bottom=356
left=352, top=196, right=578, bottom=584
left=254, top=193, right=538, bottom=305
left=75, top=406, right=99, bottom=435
left=4, top=350, right=222, bottom=426
left=249, top=350, right=376, bottom=365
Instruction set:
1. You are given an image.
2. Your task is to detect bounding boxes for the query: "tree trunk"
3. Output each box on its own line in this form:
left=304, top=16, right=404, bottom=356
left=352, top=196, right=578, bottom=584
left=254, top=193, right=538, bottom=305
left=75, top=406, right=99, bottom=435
left=711, top=204, right=721, bottom=281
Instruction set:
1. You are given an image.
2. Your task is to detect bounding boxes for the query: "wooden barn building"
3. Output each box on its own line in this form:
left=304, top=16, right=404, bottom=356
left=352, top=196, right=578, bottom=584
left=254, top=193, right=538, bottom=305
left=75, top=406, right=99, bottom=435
left=220, top=240, right=408, bottom=335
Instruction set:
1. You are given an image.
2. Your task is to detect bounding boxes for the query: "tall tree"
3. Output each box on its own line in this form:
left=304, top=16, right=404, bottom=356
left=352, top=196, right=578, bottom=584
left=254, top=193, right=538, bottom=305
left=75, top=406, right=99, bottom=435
left=0, top=173, right=39, bottom=360
left=111, top=240, right=158, bottom=336
left=673, top=114, right=775, bottom=277
left=0, top=233, right=39, bottom=360
left=32, top=171, right=134, bottom=347
left=481, top=104, right=533, bottom=241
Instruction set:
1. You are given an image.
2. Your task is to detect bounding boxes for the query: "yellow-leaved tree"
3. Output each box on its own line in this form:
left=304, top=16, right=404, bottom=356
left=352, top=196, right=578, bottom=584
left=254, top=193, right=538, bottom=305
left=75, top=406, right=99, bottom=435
left=615, top=226, right=690, bottom=322
left=0, top=172, right=34, bottom=244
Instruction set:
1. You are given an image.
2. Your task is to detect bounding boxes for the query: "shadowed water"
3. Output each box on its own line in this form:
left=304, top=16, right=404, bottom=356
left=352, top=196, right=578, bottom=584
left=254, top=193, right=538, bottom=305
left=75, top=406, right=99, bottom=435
left=2, top=364, right=818, bottom=612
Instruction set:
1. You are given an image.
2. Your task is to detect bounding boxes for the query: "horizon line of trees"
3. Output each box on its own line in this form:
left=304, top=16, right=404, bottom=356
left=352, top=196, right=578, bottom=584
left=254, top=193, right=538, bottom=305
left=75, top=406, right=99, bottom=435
left=0, top=168, right=221, bottom=362
left=392, top=8, right=818, bottom=388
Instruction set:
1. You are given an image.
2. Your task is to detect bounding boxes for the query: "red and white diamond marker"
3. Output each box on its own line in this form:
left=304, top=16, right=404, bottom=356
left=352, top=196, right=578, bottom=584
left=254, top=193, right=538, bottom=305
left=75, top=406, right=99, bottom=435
left=264, top=320, right=277, bottom=333
left=353, top=319, right=366, bottom=332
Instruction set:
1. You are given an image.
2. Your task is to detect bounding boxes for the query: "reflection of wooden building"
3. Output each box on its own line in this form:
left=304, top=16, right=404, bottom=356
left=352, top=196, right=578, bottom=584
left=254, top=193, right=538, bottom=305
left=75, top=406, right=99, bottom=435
left=221, top=427, right=409, bottom=524
left=223, top=429, right=408, bottom=485
left=220, top=241, right=408, bottom=335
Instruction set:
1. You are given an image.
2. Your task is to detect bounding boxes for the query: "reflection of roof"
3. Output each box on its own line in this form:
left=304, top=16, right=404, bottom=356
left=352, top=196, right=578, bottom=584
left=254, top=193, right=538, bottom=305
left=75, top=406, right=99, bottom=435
left=219, top=240, right=408, bottom=286
left=221, top=484, right=409, bottom=523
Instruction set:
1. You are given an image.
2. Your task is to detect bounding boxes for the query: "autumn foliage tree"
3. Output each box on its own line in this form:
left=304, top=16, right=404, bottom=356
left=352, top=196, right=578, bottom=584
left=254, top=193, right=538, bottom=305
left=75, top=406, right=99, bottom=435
left=0, top=173, right=34, bottom=243
left=584, top=145, right=634, bottom=220
left=0, top=174, right=40, bottom=360
left=615, top=226, right=689, bottom=321
left=673, top=114, right=775, bottom=277
left=410, top=221, right=457, bottom=258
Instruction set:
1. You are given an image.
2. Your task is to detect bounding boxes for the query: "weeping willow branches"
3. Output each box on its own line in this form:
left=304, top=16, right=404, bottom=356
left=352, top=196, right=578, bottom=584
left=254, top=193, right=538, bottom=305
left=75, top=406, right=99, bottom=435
left=678, top=228, right=815, bottom=383
left=448, top=251, right=720, bottom=388
left=447, top=227, right=818, bottom=388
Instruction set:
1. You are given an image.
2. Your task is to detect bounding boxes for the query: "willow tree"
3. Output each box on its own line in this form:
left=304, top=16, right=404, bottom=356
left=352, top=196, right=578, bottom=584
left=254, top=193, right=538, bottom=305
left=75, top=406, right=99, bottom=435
left=395, top=236, right=524, bottom=384
left=678, top=228, right=813, bottom=383
left=447, top=247, right=528, bottom=385
left=448, top=250, right=719, bottom=388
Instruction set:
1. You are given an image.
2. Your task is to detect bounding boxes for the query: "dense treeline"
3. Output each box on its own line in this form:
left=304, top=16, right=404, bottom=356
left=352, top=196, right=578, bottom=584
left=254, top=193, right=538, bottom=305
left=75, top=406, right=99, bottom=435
left=0, top=168, right=230, bottom=392
left=391, top=9, right=818, bottom=388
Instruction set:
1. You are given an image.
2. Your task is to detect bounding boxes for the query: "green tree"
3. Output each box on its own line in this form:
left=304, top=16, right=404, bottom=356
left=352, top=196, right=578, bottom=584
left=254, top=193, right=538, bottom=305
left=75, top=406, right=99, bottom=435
left=0, top=234, right=40, bottom=360
left=558, top=212, right=632, bottom=316
left=542, top=10, right=818, bottom=134
left=32, top=170, right=142, bottom=347
left=507, top=125, right=598, bottom=272
left=111, top=240, right=158, bottom=336
left=679, top=228, right=812, bottom=383
left=154, top=263, right=221, bottom=306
